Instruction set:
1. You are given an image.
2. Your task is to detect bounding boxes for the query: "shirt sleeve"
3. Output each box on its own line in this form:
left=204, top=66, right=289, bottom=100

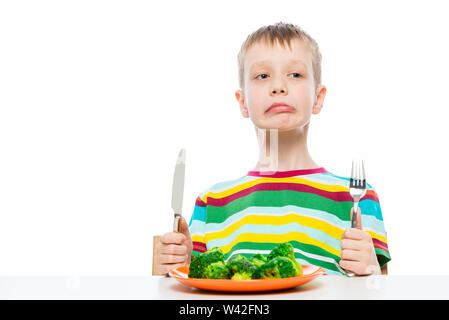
left=359, top=185, right=391, bottom=267
left=188, top=194, right=208, bottom=258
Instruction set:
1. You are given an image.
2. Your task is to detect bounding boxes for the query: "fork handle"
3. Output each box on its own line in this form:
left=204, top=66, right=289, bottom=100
left=345, top=200, right=360, bottom=277
left=345, top=201, right=360, bottom=277
left=351, top=201, right=359, bottom=228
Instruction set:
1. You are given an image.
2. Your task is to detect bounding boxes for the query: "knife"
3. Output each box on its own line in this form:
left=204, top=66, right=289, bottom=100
left=171, top=148, right=186, bottom=232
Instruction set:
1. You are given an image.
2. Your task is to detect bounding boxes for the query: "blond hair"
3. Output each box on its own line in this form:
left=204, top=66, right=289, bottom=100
left=237, top=22, right=322, bottom=90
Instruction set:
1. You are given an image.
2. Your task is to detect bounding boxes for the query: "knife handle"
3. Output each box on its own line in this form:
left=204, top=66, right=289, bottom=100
left=173, top=214, right=181, bottom=233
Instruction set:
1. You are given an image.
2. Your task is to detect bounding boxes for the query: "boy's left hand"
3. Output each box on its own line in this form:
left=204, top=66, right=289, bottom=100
left=339, top=207, right=381, bottom=276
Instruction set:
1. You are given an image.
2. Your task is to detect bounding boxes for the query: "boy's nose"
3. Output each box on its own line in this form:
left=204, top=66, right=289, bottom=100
left=271, top=88, right=286, bottom=95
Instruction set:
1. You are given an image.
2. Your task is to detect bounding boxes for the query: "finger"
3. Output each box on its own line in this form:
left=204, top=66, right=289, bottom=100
left=179, top=216, right=191, bottom=239
left=341, top=239, right=363, bottom=251
left=342, top=228, right=365, bottom=240
left=340, top=249, right=360, bottom=261
left=160, top=262, right=188, bottom=275
left=159, top=253, right=189, bottom=264
left=339, top=259, right=360, bottom=274
left=349, top=206, right=362, bottom=230
left=159, top=244, right=188, bottom=255
left=161, top=232, right=186, bottom=245
left=340, top=259, right=373, bottom=276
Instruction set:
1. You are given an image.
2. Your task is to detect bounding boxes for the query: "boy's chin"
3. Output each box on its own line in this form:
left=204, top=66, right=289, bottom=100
left=253, top=119, right=307, bottom=132
left=254, top=125, right=303, bottom=133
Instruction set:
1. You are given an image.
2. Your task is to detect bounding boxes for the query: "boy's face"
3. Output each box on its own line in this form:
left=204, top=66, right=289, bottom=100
left=236, top=39, right=326, bottom=131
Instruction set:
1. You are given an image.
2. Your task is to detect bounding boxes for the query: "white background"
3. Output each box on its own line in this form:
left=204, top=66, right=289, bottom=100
left=1, top=0, right=448, bottom=276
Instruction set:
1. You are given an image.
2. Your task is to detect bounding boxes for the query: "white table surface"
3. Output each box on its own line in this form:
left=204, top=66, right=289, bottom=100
left=1, top=275, right=448, bottom=300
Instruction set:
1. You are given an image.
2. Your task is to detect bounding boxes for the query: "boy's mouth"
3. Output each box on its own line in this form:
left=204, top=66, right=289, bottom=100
left=266, top=102, right=295, bottom=113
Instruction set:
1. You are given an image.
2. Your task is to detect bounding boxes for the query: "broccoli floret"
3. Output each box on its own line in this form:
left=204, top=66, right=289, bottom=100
left=250, top=254, right=267, bottom=268
left=252, top=253, right=267, bottom=262
left=231, top=272, right=253, bottom=280
left=227, top=254, right=256, bottom=280
left=227, top=254, right=248, bottom=264
left=267, top=242, right=295, bottom=261
left=253, top=256, right=297, bottom=279
left=188, top=247, right=225, bottom=279
left=204, top=247, right=226, bottom=262
left=203, top=261, right=231, bottom=279
left=267, top=243, right=302, bottom=276
left=293, top=261, right=303, bottom=276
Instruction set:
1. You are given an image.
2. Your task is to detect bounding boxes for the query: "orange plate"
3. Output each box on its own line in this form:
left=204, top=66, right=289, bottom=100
left=169, top=264, right=325, bottom=293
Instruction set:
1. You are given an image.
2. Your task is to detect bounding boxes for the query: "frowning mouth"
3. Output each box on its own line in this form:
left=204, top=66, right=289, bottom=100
left=265, top=102, right=295, bottom=113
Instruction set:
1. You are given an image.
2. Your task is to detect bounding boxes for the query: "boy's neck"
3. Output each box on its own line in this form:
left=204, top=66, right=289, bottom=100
left=252, top=124, right=319, bottom=172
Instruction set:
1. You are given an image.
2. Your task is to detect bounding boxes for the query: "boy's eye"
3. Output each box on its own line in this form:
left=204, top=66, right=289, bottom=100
left=289, top=73, right=301, bottom=78
left=255, top=74, right=269, bottom=80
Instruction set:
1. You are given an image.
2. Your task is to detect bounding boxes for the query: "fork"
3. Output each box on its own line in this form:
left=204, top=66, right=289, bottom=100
left=344, top=160, right=368, bottom=277
left=349, top=160, right=367, bottom=228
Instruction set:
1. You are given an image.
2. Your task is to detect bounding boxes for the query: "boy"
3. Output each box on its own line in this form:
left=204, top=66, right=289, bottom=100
left=154, top=22, right=390, bottom=276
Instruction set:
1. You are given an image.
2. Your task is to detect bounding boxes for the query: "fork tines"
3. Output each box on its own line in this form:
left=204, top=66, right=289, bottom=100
left=350, top=160, right=366, bottom=188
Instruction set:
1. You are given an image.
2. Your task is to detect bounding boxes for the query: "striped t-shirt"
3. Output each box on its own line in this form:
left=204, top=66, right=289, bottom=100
left=188, top=167, right=390, bottom=275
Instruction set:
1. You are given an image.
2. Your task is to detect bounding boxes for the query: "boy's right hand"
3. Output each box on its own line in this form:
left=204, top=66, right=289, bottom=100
left=154, top=216, right=193, bottom=275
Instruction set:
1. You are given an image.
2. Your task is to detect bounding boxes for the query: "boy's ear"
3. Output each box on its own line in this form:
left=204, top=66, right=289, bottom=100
left=312, top=85, right=327, bottom=115
left=235, top=89, right=249, bottom=118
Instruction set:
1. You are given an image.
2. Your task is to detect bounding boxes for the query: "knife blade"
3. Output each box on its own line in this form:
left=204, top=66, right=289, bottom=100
left=171, top=148, right=186, bottom=232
